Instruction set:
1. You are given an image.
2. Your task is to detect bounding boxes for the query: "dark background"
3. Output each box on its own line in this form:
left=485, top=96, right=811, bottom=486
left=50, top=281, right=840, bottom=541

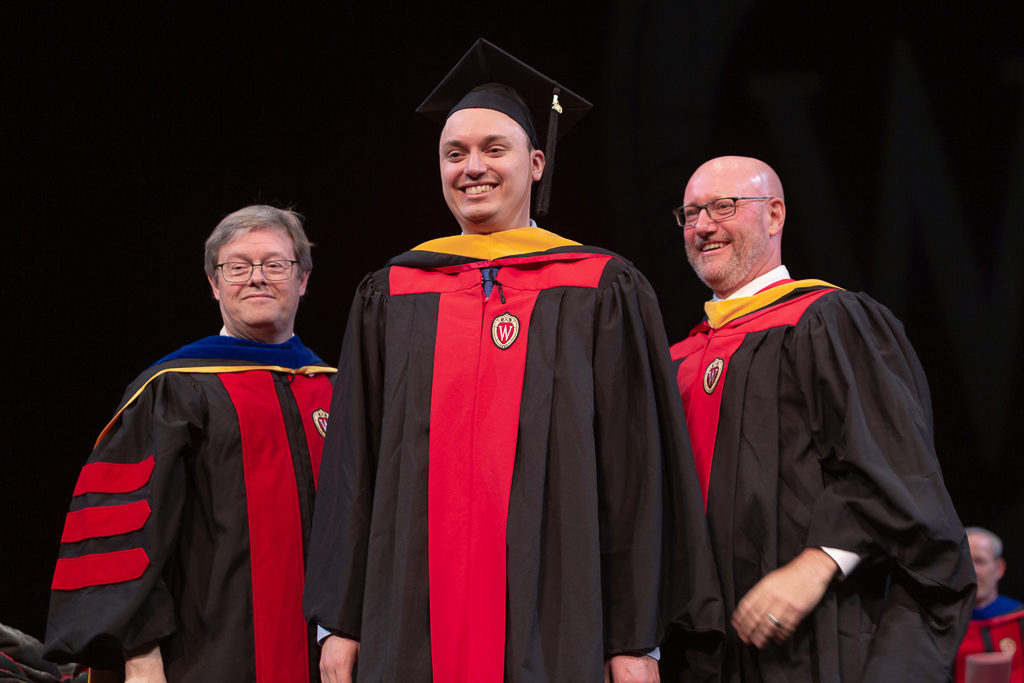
left=6, top=1, right=1022, bottom=641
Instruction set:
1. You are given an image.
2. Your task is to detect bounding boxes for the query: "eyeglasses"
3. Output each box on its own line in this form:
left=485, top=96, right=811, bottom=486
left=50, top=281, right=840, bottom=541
left=672, top=196, right=775, bottom=227
left=217, top=260, right=297, bottom=283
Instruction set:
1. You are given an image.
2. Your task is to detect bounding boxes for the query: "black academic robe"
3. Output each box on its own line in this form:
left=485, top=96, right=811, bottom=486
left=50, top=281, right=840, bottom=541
left=45, top=336, right=335, bottom=683
left=670, top=280, right=975, bottom=682
left=304, top=227, right=722, bottom=682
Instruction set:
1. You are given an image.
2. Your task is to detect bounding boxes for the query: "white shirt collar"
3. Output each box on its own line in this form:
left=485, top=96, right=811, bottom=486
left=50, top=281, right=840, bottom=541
left=714, top=265, right=791, bottom=301
left=219, top=326, right=294, bottom=342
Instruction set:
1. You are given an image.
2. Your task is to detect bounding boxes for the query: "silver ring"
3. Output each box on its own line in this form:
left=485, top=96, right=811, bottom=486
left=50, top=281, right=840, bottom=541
left=765, top=613, right=781, bottom=628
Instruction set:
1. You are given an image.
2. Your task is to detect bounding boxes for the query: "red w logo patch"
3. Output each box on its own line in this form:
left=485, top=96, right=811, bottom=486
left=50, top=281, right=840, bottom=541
left=491, top=313, right=520, bottom=350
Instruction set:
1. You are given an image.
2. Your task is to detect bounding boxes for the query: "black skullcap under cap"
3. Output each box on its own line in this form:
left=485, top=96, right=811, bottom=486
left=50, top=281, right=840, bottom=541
left=416, top=38, right=592, bottom=215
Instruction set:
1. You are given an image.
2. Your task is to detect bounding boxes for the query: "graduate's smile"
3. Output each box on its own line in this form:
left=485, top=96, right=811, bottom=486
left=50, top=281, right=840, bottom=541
left=463, top=183, right=496, bottom=196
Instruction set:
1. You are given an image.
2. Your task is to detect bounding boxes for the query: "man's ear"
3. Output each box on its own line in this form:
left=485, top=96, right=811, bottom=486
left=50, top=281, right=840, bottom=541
left=531, top=149, right=545, bottom=182
left=767, top=197, right=786, bottom=238
left=208, top=274, right=221, bottom=301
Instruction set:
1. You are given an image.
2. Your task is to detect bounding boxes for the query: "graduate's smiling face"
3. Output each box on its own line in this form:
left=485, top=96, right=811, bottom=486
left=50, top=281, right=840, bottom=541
left=439, top=108, right=545, bottom=234
left=207, top=227, right=309, bottom=344
left=682, top=156, right=785, bottom=298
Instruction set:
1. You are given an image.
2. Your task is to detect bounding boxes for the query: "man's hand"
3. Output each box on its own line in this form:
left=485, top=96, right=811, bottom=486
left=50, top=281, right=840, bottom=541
left=124, top=644, right=166, bottom=683
left=320, top=634, right=359, bottom=683
left=604, top=654, right=660, bottom=683
left=732, top=547, right=839, bottom=648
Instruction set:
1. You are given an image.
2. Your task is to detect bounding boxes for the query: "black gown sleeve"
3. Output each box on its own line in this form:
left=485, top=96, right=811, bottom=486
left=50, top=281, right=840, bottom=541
left=790, top=292, right=975, bottom=678
left=44, top=372, right=200, bottom=668
left=303, top=273, right=387, bottom=639
left=592, top=262, right=724, bottom=659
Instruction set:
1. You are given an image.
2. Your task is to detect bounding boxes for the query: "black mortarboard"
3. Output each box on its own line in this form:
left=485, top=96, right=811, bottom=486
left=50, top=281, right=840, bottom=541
left=416, top=38, right=592, bottom=215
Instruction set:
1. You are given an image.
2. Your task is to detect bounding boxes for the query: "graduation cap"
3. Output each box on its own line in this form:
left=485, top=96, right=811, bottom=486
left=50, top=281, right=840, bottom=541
left=416, top=38, right=592, bottom=215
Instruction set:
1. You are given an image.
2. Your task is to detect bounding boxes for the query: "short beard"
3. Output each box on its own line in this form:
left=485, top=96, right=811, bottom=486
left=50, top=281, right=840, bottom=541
left=686, top=239, right=765, bottom=297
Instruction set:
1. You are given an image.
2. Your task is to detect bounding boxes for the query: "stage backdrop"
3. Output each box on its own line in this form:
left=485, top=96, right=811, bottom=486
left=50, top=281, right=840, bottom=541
left=6, top=1, right=1021, bottom=641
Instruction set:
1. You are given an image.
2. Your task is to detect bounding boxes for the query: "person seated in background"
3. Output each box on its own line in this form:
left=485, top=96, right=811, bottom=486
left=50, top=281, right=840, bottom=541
left=968, top=527, right=1023, bottom=619
left=954, top=528, right=1024, bottom=681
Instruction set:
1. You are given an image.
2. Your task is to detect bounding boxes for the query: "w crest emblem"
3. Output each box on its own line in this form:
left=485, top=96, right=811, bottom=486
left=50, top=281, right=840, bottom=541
left=703, top=358, right=725, bottom=395
left=312, top=409, right=330, bottom=438
left=491, top=313, right=520, bottom=350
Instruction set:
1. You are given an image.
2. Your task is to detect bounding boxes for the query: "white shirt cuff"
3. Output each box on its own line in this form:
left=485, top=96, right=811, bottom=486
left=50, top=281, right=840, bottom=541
left=821, top=546, right=862, bottom=578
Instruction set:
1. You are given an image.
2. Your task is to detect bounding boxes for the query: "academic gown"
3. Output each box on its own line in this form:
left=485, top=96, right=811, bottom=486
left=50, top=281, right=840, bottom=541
left=670, top=281, right=975, bottom=682
left=45, top=335, right=335, bottom=683
left=304, top=227, right=723, bottom=682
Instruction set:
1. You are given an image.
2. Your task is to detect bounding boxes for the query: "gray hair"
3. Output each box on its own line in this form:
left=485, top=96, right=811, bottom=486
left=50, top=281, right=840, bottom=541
left=966, top=526, right=1004, bottom=558
left=204, top=205, right=313, bottom=280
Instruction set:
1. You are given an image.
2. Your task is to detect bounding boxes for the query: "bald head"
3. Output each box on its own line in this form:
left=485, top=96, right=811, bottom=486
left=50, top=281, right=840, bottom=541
left=685, top=156, right=785, bottom=203
left=680, top=156, right=787, bottom=298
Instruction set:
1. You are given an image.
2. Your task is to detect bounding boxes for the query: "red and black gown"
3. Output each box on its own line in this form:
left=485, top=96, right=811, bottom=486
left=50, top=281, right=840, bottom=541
left=304, top=227, right=723, bottom=682
left=46, top=335, right=335, bottom=683
left=671, top=280, right=975, bottom=682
